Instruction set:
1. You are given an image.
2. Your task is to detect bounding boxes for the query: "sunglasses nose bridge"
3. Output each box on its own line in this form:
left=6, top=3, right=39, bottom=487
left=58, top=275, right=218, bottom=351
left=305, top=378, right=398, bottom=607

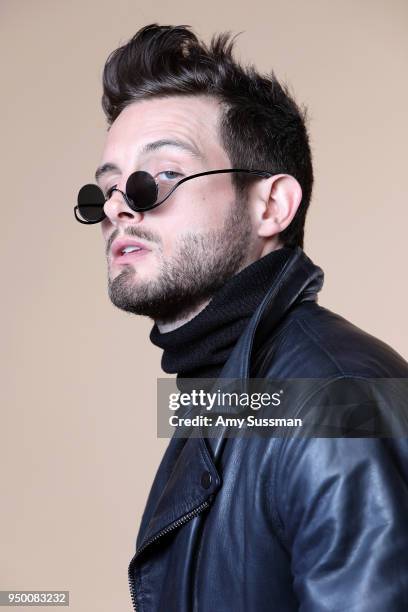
left=103, top=187, right=144, bottom=223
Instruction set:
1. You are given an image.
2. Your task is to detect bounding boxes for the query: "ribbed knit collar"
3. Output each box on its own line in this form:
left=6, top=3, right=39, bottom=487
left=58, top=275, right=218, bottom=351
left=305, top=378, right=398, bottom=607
left=149, top=247, right=294, bottom=382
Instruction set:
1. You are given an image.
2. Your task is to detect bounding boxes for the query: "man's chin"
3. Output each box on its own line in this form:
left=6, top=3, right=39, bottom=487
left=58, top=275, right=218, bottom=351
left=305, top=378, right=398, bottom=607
left=108, top=274, right=148, bottom=316
left=107, top=270, right=207, bottom=321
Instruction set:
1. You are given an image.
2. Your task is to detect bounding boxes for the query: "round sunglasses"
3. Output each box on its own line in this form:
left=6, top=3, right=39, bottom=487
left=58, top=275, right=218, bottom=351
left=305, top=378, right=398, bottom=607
left=74, top=168, right=273, bottom=224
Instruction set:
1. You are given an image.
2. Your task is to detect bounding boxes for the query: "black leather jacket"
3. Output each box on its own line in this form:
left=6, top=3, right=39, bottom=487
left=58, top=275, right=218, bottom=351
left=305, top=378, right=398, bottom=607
left=128, top=248, right=408, bottom=611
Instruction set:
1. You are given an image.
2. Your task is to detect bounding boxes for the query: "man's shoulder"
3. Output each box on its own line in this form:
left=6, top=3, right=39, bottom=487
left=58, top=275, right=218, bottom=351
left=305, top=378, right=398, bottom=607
left=253, top=301, right=408, bottom=378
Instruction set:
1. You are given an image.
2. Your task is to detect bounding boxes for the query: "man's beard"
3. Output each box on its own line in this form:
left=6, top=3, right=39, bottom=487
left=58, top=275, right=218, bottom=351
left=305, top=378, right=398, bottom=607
left=107, top=196, right=253, bottom=324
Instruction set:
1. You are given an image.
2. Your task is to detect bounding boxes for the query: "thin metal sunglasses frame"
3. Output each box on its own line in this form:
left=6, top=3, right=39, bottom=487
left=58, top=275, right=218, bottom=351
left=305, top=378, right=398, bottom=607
left=74, top=167, right=273, bottom=224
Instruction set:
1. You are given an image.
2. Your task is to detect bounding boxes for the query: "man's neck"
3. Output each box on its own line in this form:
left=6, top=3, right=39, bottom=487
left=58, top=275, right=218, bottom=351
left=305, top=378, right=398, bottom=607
left=154, top=243, right=283, bottom=334
left=155, top=297, right=212, bottom=333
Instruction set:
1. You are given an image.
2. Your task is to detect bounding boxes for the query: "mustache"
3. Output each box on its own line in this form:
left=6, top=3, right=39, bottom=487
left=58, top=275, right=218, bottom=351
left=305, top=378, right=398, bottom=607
left=106, top=226, right=162, bottom=257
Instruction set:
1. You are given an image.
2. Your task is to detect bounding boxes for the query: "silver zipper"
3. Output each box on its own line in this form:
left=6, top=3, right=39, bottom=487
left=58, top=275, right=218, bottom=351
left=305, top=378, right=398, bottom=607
left=128, top=498, right=212, bottom=611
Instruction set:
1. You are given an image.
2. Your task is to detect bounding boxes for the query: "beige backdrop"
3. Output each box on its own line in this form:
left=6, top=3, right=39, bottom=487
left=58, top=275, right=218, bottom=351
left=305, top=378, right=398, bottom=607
left=1, top=0, right=407, bottom=610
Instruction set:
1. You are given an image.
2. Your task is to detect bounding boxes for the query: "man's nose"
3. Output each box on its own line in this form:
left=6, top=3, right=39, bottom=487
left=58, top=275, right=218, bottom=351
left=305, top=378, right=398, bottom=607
left=103, top=188, right=144, bottom=225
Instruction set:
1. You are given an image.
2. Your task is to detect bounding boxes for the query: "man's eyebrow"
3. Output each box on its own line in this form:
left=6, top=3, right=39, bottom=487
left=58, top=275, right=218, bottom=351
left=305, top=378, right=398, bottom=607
left=94, top=162, right=120, bottom=183
left=94, top=139, right=203, bottom=183
left=141, top=138, right=203, bottom=159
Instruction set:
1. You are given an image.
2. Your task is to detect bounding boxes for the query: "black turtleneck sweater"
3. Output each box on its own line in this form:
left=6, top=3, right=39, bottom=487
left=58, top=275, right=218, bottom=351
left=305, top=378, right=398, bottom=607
left=149, top=247, right=293, bottom=382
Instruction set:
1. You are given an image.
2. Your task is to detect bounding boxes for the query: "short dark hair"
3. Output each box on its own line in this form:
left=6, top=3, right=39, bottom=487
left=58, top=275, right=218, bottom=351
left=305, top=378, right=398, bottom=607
left=101, top=24, right=313, bottom=248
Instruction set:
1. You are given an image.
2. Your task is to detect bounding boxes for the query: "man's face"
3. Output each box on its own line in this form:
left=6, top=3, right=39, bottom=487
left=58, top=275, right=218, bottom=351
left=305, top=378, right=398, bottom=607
left=98, top=95, right=257, bottom=323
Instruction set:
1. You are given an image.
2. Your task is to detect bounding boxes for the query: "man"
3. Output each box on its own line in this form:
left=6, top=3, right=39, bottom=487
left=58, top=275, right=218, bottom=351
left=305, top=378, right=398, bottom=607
left=75, top=24, right=408, bottom=611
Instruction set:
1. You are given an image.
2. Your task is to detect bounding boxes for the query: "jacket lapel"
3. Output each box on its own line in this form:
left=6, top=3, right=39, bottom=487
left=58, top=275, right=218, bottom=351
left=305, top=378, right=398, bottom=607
left=136, top=434, right=221, bottom=554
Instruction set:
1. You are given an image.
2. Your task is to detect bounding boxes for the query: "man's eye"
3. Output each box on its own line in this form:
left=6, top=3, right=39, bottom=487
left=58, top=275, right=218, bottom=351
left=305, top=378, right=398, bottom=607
left=157, top=170, right=183, bottom=181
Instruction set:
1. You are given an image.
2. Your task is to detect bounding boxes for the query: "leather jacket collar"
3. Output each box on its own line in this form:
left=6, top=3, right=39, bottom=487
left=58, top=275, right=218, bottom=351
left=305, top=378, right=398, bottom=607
left=218, top=247, right=324, bottom=380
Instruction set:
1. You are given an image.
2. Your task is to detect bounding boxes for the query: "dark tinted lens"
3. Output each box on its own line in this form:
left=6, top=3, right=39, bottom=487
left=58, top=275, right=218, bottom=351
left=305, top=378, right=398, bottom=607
left=77, top=184, right=106, bottom=222
left=126, top=171, right=158, bottom=211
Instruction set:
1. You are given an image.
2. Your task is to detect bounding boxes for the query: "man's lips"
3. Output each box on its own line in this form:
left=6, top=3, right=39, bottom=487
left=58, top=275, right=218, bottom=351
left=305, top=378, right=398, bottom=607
left=110, top=237, right=151, bottom=264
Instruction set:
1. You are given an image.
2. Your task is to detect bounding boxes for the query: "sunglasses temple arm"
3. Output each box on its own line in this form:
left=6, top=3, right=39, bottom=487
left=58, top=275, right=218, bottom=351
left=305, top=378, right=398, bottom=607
left=151, top=169, right=273, bottom=209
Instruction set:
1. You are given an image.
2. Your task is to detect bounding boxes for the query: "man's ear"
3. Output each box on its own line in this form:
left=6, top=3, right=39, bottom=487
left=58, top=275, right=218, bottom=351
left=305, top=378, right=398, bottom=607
left=255, top=174, right=302, bottom=239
